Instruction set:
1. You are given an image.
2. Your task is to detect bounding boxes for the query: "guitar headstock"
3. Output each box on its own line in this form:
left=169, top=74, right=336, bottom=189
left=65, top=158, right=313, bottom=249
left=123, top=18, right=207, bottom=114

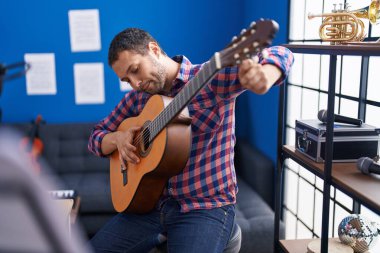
left=218, top=19, right=279, bottom=68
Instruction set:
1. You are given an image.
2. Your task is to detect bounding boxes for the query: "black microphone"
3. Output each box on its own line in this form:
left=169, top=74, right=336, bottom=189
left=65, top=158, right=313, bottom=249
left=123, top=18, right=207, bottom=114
left=318, top=109, right=363, bottom=126
left=0, top=61, right=30, bottom=123
left=0, top=61, right=30, bottom=96
left=357, top=157, right=380, bottom=175
left=0, top=61, right=30, bottom=81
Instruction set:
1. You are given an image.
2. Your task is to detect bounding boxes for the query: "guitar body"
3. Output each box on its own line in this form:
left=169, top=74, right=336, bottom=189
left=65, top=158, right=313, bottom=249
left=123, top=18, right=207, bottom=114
left=110, top=95, right=192, bottom=213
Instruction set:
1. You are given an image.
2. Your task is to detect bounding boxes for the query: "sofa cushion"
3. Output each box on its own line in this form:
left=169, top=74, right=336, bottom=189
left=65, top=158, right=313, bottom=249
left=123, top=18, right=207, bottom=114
left=234, top=139, right=275, bottom=209
left=59, top=172, right=114, bottom=214
left=235, top=176, right=283, bottom=253
left=36, top=123, right=114, bottom=215
left=39, top=123, right=108, bottom=174
left=236, top=176, right=273, bottom=217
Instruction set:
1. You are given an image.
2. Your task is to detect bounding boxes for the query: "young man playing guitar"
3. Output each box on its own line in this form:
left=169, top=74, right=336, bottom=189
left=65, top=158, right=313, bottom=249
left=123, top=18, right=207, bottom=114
left=88, top=24, right=293, bottom=253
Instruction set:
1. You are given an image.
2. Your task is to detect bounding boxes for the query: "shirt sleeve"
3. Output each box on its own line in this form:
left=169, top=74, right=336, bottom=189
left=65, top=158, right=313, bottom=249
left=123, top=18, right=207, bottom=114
left=209, top=65, right=244, bottom=100
left=208, top=45, right=294, bottom=100
left=88, top=91, right=143, bottom=157
left=260, top=45, right=294, bottom=85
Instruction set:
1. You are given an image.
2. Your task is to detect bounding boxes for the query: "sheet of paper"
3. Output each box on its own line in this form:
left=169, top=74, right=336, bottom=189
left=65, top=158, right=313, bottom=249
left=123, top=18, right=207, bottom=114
left=68, top=9, right=101, bottom=52
left=24, top=53, right=57, bottom=95
left=120, top=80, right=133, bottom=91
left=74, top=63, right=105, bottom=104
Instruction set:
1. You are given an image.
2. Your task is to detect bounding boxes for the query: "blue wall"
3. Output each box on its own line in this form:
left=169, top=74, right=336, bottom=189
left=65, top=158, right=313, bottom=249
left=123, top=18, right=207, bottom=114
left=0, top=0, right=289, bottom=163
left=236, top=0, right=290, bottom=163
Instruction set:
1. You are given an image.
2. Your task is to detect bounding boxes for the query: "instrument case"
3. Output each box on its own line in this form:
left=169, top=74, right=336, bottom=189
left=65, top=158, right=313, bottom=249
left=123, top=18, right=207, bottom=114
left=295, top=119, right=380, bottom=163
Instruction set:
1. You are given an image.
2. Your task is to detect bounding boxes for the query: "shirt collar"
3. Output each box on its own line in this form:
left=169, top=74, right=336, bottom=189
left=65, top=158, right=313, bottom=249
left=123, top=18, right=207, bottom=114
left=172, top=55, right=193, bottom=84
left=167, top=55, right=193, bottom=96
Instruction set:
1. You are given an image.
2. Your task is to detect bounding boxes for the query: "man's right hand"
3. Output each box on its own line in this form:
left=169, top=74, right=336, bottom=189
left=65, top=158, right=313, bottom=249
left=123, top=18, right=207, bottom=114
left=115, top=126, right=142, bottom=170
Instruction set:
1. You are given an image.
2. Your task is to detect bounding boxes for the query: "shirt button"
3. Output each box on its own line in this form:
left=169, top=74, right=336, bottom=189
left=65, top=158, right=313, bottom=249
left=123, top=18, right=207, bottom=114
left=168, top=188, right=174, bottom=194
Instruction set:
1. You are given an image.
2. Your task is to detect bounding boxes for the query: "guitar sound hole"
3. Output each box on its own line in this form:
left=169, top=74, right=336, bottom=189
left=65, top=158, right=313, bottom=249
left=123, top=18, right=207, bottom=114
left=142, top=128, right=150, bottom=151
left=139, top=124, right=152, bottom=157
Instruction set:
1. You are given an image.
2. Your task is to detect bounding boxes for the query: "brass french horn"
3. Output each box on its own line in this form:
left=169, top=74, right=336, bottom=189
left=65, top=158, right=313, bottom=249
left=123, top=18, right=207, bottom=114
left=308, top=0, right=380, bottom=44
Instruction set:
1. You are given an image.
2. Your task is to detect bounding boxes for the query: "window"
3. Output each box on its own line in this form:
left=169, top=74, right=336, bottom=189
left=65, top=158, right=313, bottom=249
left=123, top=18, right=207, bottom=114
left=285, top=1, right=380, bottom=250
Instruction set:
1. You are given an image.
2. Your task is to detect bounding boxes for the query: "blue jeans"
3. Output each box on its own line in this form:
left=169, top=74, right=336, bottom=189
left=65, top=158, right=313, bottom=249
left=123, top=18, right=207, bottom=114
left=90, top=199, right=235, bottom=253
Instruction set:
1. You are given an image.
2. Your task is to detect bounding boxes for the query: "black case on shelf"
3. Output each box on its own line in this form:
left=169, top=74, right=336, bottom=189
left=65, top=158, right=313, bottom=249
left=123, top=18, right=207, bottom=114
left=295, top=119, right=380, bottom=163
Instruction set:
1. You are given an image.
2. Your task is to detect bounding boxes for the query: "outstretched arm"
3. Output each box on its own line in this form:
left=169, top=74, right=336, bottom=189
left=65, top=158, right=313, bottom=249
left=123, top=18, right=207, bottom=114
left=239, top=46, right=294, bottom=95
left=239, top=57, right=282, bottom=94
left=210, top=46, right=294, bottom=99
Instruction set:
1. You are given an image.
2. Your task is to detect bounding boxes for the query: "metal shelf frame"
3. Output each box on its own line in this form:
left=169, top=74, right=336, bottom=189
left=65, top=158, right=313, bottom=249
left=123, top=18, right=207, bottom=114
left=274, top=44, right=380, bottom=253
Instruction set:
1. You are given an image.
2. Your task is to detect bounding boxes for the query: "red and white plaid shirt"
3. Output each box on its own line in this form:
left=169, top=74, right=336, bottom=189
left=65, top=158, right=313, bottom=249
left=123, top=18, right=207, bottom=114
left=88, top=46, right=294, bottom=212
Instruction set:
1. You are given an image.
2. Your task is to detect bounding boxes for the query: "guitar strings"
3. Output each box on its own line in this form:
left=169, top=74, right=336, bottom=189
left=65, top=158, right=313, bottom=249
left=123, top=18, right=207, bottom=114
left=128, top=60, right=210, bottom=153
left=130, top=74, right=194, bottom=148
left=130, top=98, right=175, bottom=148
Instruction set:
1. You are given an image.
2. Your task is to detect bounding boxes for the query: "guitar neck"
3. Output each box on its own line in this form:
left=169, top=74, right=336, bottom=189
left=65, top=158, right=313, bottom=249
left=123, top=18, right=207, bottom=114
left=149, top=53, right=222, bottom=141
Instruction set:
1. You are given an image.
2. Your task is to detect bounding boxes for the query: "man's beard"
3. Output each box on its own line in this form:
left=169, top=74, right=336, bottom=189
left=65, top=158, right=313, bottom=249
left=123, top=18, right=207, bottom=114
left=148, top=55, right=166, bottom=94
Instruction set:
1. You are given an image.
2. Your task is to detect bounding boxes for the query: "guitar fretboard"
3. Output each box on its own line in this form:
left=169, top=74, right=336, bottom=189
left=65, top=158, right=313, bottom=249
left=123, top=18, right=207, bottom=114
left=148, top=54, right=221, bottom=141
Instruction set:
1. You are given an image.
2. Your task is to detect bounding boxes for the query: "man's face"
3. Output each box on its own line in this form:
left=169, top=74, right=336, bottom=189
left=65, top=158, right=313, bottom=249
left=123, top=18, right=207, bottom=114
left=112, top=49, right=167, bottom=95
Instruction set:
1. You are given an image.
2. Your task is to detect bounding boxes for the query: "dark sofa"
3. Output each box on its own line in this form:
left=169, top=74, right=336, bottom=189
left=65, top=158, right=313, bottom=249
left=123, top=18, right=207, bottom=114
left=4, top=122, right=283, bottom=253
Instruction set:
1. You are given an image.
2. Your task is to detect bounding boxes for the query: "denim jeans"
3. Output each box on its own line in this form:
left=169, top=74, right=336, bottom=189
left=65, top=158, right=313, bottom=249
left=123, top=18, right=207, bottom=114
left=90, top=199, right=235, bottom=253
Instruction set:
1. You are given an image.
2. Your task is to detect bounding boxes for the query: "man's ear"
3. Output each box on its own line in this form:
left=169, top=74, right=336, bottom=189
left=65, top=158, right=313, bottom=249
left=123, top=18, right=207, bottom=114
left=148, top=41, right=161, bottom=58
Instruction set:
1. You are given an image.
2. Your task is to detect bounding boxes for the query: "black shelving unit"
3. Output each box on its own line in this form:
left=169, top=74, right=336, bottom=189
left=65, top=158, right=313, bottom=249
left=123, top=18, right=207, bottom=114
left=274, top=44, right=380, bottom=253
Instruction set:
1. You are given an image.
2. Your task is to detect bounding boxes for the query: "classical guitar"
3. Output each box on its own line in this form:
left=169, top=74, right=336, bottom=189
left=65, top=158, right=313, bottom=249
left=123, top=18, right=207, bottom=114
left=110, top=19, right=279, bottom=213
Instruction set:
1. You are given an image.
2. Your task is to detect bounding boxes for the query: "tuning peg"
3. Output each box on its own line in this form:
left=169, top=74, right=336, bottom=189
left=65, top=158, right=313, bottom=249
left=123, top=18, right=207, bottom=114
left=231, top=36, right=238, bottom=42
left=240, top=28, right=247, bottom=35
left=234, top=54, right=242, bottom=65
left=250, top=21, right=256, bottom=28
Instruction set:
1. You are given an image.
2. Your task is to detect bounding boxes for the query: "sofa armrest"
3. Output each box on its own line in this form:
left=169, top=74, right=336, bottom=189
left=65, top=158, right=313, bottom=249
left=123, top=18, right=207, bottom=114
left=234, top=139, right=275, bottom=209
left=235, top=175, right=284, bottom=253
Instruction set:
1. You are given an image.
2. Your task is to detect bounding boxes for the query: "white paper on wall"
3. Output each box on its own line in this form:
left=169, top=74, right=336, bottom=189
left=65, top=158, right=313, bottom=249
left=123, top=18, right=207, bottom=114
left=24, top=53, right=57, bottom=95
left=120, top=80, right=133, bottom=91
left=68, top=9, right=101, bottom=52
left=74, top=63, right=105, bottom=104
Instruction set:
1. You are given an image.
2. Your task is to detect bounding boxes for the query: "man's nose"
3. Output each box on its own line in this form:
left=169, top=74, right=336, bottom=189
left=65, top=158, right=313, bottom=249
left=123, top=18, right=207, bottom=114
left=135, top=80, right=143, bottom=88
left=130, top=78, right=142, bottom=89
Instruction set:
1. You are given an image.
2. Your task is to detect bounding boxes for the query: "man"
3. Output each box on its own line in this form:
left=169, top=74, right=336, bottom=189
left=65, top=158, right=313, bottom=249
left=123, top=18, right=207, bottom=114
left=88, top=27, right=293, bottom=253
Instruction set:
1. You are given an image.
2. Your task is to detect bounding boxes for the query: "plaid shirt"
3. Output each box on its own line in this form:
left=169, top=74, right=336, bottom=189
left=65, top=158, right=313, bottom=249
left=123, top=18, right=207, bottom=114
left=88, top=46, right=294, bottom=212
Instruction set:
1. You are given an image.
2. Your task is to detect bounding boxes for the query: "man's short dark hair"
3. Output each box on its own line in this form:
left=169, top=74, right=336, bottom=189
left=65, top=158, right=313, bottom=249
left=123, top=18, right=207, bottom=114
left=108, top=28, right=166, bottom=66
